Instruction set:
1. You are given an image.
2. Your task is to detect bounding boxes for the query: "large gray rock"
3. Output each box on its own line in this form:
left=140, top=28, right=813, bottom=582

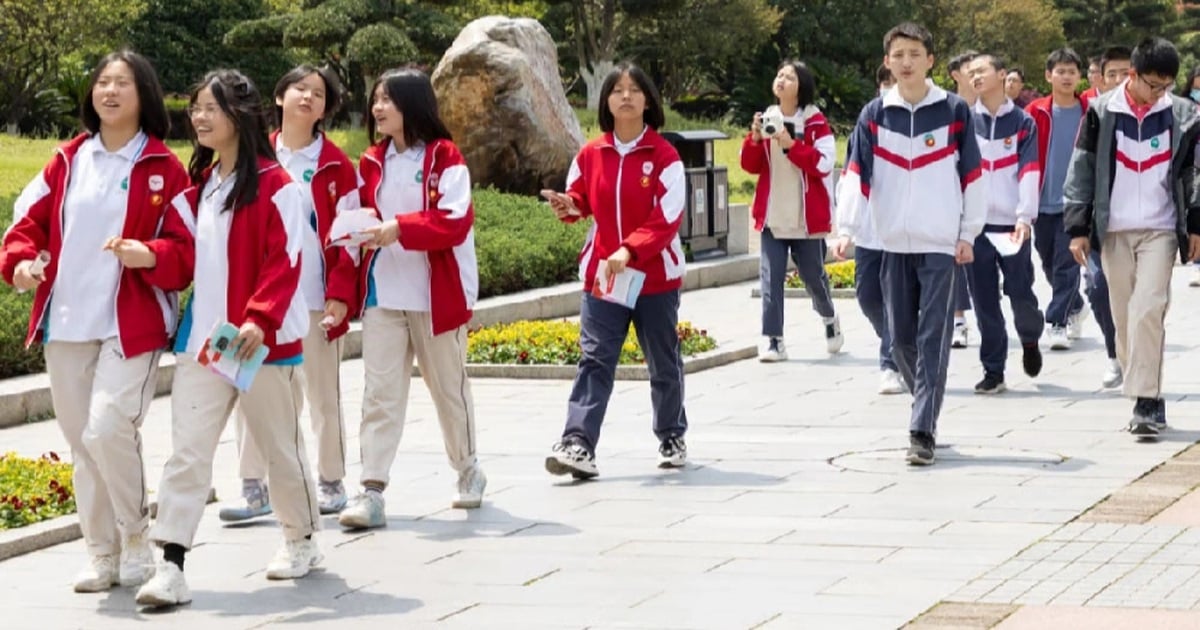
left=432, top=16, right=585, bottom=195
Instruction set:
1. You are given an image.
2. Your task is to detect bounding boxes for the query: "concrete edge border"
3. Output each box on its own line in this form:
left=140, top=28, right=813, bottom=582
left=749, top=287, right=856, bottom=299
left=452, top=342, right=759, bottom=380
left=0, top=514, right=81, bottom=563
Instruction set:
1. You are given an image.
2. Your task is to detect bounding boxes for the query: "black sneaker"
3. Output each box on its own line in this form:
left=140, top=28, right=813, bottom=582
left=906, top=432, right=935, bottom=466
left=1129, top=398, right=1161, bottom=441
left=1155, top=399, right=1168, bottom=428
left=974, top=372, right=1006, bottom=395
left=1022, top=343, right=1042, bottom=377
left=658, top=436, right=687, bottom=468
left=545, top=438, right=599, bottom=479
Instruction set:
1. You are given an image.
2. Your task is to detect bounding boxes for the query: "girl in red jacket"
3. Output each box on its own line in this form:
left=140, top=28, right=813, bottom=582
left=220, top=65, right=360, bottom=524
left=1, top=49, right=191, bottom=594
left=741, top=60, right=843, bottom=362
left=541, top=62, right=689, bottom=479
left=336, top=68, right=485, bottom=531
left=136, top=69, right=320, bottom=608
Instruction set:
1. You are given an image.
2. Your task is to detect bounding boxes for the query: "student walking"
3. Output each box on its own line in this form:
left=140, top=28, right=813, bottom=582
left=966, top=53, right=1045, bottom=393
left=741, top=59, right=843, bottom=362
left=0, top=50, right=192, bottom=593
left=1064, top=37, right=1200, bottom=440
left=220, top=65, right=360, bottom=522
left=336, top=68, right=485, bottom=530
left=136, top=69, right=321, bottom=608
left=541, top=62, right=689, bottom=479
left=947, top=50, right=979, bottom=349
left=836, top=22, right=986, bottom=465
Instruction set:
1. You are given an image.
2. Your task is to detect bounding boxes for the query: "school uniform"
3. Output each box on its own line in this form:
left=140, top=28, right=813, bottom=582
left=2, top=132, right=192, bottom=562
left=740, top=104, right=837, bottom=336
left=970, top=99, right=1045, bottom=378
left=354, top=139, right=479, bottom=483
left=558, top=126, right=688, bottom=453
left=236, top=133, right=360, bottom=485
left=150, top=158, right=319, bottom=549
left=839, top=82, right=986, bottom=440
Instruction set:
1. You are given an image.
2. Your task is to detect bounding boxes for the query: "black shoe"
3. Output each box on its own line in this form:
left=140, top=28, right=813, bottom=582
left=657, top=436, right=687, bottom=468
left=1129, top=398, right=1161, bottom=441
left=974, top=372, right=1006, bottom=395
left=1156, top=399, right=1168, bottom=427
left=906, top=432, right=935, bottom=466
left=545, top=437, right=599, bottom=479
left=1022, top=343, right=1042, bottom=377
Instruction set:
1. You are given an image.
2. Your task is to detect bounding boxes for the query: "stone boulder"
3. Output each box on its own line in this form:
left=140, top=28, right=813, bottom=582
left=432, top=16, right=585, bottom=195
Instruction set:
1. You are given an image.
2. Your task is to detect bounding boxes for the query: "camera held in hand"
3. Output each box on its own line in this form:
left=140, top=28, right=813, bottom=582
left=761, top=111, right=785, bottom=137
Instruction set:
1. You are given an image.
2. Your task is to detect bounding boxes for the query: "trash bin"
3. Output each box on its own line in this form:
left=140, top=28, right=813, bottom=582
left=661, top=130, right=730, bottom=257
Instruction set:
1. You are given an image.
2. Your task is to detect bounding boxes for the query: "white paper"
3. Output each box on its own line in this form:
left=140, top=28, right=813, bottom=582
left=327, top=209, right=382, bottom=248
left=985, top=232, right=1023, bottom=257
left=593, top=266, right=646, bottom=309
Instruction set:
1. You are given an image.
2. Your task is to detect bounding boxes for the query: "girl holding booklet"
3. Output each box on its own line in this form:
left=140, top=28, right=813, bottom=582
left=335, top=67, right=485, bottom=531
left=540, top=61, right=689, bottom=479
left=220, top=64, right=361, bottom=523
left=134, top=69, right=321, bottom=608
left=0, top=49, right=191, bottom=593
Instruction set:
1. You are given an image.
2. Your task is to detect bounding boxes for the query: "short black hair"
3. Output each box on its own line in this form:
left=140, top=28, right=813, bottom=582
left=948, top=50, right=979, bottom=74
left=778, top=60, right=817, bottom=108
left=81, top=49, right=169, bottom=140
left=1007, top=67, right=1025, bottom=81
left=875, top=64, right=894, bottom=87
left=1101, top=46, right=1132, bottom=74
left=975, top=54, right=1006, bottom=73
left=274, top=64, right=344, bottom=136
left=1045, top=48, right=1084, bottom=73
left=884, top=22, right=933, bottom=57
left=1131, top=37, right=1180, bottom=79
left=597, top=61, right=665, bottom=132
left=1089, top=55, right=1102, bottom=68
left=1181, top=65, right=1200, bottom=98
left=367, top=67, right=453, bottom=147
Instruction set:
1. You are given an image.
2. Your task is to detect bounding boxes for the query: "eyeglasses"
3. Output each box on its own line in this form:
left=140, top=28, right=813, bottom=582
left=187, top=105, right=221, bottom=118
left=1139, top=75, right=1173, bottom=94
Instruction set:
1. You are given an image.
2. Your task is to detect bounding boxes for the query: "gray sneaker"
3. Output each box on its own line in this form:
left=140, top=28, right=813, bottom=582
left=317, top=480, right=348, bottom=515
left=218, top=479, right=272, bottom=522
left=337, top=491, right=386, bottom=529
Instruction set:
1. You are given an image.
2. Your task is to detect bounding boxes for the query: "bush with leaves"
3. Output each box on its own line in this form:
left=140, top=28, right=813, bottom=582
left=467, top=319, right=718, bottom=366
left=473, top=187, right=589, bottom=299
left=784, top=260, right=855, bottom=290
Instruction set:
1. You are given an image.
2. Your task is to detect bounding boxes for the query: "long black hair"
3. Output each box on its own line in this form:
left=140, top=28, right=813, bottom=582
left=273, top=64, right=344, bottom=136
left=366, top=68, right=452, bottom=147
left=81, top=49, right=170, bottom=140
left=597, top=61, right=665, bottom=132
left=186, top=69, right=275, bottom=213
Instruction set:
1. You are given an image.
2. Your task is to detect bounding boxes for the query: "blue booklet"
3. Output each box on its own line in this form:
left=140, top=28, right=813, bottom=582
left=195, top=321, right=269, bottom=392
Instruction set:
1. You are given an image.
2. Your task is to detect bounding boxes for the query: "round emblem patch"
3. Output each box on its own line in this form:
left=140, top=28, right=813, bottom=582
left=303, top=169, right=315, bottom=183
left=923, top=133, right=935, bottom=148
left=120, top=177, right=129, bottom=191
left=415, top=170, right=424, bottom=184
left=1004, top=136, right=1014, bottom=148
left=1151, top=137, right=1161, bottom=149
left=640, top=175, right=651, bottom=188
left=150, top=193, right=163, bottom=206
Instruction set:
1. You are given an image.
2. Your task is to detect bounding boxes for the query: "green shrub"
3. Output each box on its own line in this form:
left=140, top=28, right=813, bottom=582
left=473, top=187, right=589, bottom=298
left=0, top=451, right=75, bottom=530
left=784, top=259, right=855, bottom=289
left=0, top=286, right=42, bottom=379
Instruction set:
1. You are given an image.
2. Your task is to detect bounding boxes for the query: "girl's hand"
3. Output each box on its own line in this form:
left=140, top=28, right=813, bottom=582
left=105, top=238, right=157, bottom=269
left=361, top=220, right=400, bottom=249
left=605, top=246, right=632, bottom=275
left=774, top=127, right=796, bottom=150
left=13, top=259, right=44, bottom=291
left=751, top=112, right=763, bottom=142
left=232, top=321, right=265, bottom=362
left=322, top=299, right=349, bottom=329
left=540, top=190, right=579, bottom=218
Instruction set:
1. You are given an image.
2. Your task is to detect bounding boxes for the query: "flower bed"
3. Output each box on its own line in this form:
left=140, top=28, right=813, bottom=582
left=467, top=320, right=718, bottom=365
left=0, top=451, right=75, bottom=530
left=784, top=260, right=855, bottom=289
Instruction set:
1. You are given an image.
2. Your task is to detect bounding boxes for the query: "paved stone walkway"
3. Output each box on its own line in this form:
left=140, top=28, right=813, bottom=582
left=2, top=266, right=1200, bottom=629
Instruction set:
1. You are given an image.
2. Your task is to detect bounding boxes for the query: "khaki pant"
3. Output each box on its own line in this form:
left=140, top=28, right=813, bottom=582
left=45, top=339, right=159, bottom=556
left=236, top=311, right=346, bottom=482
left=1101, top=230, right=1177, bottom=399
left=150, top=357, right=318, bottom=548
left=359, top=308, right=477, bottom=486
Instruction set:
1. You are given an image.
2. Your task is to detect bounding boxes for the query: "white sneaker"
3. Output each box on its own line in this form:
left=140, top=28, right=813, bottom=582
left=119, top=532, right=154, bottom=586
left=73, top=554, right=119, bottom=593
left=951, top=322, right=969, bottom=348
left=1102, top=358, right=1123, bottom=389
left=1191, top=266, right=1200, bottom=287
left=135, top=561, right=191, bottom=607
left=451, top=465, right=487, bottom=509
left=338, top=491, right=386, bottom=529
left=758, top=337, right=787, bottom=362
left=1068, top=309, right=1089, bottom=340
left=824, top=316, right=844, bottom=354
left=878, top=369, right=905, bottom=395
left=265, top=538, right=323, bottom=580
left=1048, top=325, right=1072, bottom=350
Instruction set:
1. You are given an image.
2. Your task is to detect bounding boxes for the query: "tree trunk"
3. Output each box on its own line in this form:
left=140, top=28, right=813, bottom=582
left=582, top=58, right=615, bottom=111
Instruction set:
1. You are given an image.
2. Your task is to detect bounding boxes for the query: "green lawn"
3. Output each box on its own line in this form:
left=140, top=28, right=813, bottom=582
left=0, top=113, right=849, bottom=222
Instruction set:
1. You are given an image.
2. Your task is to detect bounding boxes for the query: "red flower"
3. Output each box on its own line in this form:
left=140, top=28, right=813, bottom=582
left=48, top=480, right=59, bottom=490
left=46, top=451, right=60, bottom=462
left=11, top=498, right=22, bottom=510
left=518, top=350, right=530, bottom=363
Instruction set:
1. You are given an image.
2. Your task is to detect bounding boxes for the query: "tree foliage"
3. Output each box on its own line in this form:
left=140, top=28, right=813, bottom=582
left=1053, top=0, right=1176, bottom=59
left=916, top=0, right=1065, bottom=85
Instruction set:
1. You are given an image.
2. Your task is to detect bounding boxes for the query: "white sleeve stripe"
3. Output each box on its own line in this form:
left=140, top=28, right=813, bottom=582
left=436, top=164, right=471, bottom=220
left=272, top=182, right=305, bottom=266
left=9, top=173, right=51, bottom=236
left=171, top=191, right=196, bottom=236
left=814, top=135, right=836, bottom=175
left=658, top=161, right=686, bottom=223
left=565, top=158, right=582, bottom=189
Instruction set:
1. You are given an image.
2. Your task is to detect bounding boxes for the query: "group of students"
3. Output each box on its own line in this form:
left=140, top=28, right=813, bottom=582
left=2, top=47, right=694, bottom=609
left=820, top=23, right=1200, bottom=465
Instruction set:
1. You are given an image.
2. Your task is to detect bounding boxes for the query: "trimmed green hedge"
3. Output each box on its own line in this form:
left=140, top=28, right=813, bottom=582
left=0, top=187, right=587, bottom=377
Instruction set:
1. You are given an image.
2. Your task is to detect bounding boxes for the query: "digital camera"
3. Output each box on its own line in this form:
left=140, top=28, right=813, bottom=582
left=761, top=111, right=784, bottom=136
